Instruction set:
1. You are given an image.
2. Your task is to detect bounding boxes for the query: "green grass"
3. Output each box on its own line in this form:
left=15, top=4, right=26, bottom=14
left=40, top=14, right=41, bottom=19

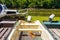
left=19, top=9, right=60, bottom=22
left=28, top=9, right=60, bottom=16
left=32, top=16, right=60, bottom=22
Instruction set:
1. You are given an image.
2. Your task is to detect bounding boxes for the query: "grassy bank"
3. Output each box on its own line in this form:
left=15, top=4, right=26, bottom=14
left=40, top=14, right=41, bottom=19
left=32, top=16, right=60, bottom=22
left=19, top=9, right=60, bottom=16
left=28, top=9, right=60, bottom=16
left=19, top=9, right=60, bottom=22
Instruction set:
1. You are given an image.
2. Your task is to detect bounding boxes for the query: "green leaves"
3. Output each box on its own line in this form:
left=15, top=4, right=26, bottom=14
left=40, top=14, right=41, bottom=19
left=0, top=0, right=60, bottom=8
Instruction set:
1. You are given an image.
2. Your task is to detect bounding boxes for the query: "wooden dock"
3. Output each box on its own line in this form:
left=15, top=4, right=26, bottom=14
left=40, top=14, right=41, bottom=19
left=49, top=28, right=60, bottom=40
left=0, top=21, right=16, bottom=40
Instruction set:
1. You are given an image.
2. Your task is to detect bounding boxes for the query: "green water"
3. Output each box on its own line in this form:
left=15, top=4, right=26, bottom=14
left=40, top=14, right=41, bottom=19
left=34, top=37, right=42, bottom=40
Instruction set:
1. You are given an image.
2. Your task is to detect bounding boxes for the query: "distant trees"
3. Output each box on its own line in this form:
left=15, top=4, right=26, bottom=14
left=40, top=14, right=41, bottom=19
left=0, top=0, right=60, bottom=9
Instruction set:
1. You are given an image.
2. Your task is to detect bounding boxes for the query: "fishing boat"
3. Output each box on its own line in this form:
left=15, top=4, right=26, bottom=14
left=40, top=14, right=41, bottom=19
left=7, top=20, right=55, bottom=40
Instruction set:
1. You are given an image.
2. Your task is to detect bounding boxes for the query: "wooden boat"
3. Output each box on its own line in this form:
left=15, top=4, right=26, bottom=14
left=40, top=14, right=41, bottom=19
left=7, top=20, right=55, bottom=40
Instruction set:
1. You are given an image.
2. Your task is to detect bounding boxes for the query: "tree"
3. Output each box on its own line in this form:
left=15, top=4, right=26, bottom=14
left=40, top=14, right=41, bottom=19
left=0, top=0, right=5, bottom=4
left=43, top=0, right=54, bottom=8
left=16, top=0, right=27, bottom=8
left=5, top=0, right=12, bottom=8
left=0, top=0, right=60, bottom=9
left=54, top=0, right=60, bottom=8
left=28, top=0, right=37, bottom=8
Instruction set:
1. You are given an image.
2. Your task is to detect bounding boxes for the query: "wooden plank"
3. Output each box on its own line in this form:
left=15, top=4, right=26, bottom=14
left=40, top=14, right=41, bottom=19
left=18, top=29, right=42, bottom=32
left=0, top=28, right=8, bottom=38
left=0, top=28, right=4, bottom=33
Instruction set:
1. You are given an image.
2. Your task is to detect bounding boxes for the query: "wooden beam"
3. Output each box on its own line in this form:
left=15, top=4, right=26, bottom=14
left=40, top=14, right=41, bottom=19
left=18, top=29, right=42, bottom=31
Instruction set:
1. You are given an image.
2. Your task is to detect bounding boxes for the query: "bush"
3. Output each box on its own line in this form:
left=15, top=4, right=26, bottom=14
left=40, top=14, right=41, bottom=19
left=0, top=0, right=60, bottom=9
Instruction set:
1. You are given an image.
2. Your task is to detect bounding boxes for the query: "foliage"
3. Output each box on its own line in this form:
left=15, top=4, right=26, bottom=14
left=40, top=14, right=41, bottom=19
left=0, top=0, right=60, bottom=8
